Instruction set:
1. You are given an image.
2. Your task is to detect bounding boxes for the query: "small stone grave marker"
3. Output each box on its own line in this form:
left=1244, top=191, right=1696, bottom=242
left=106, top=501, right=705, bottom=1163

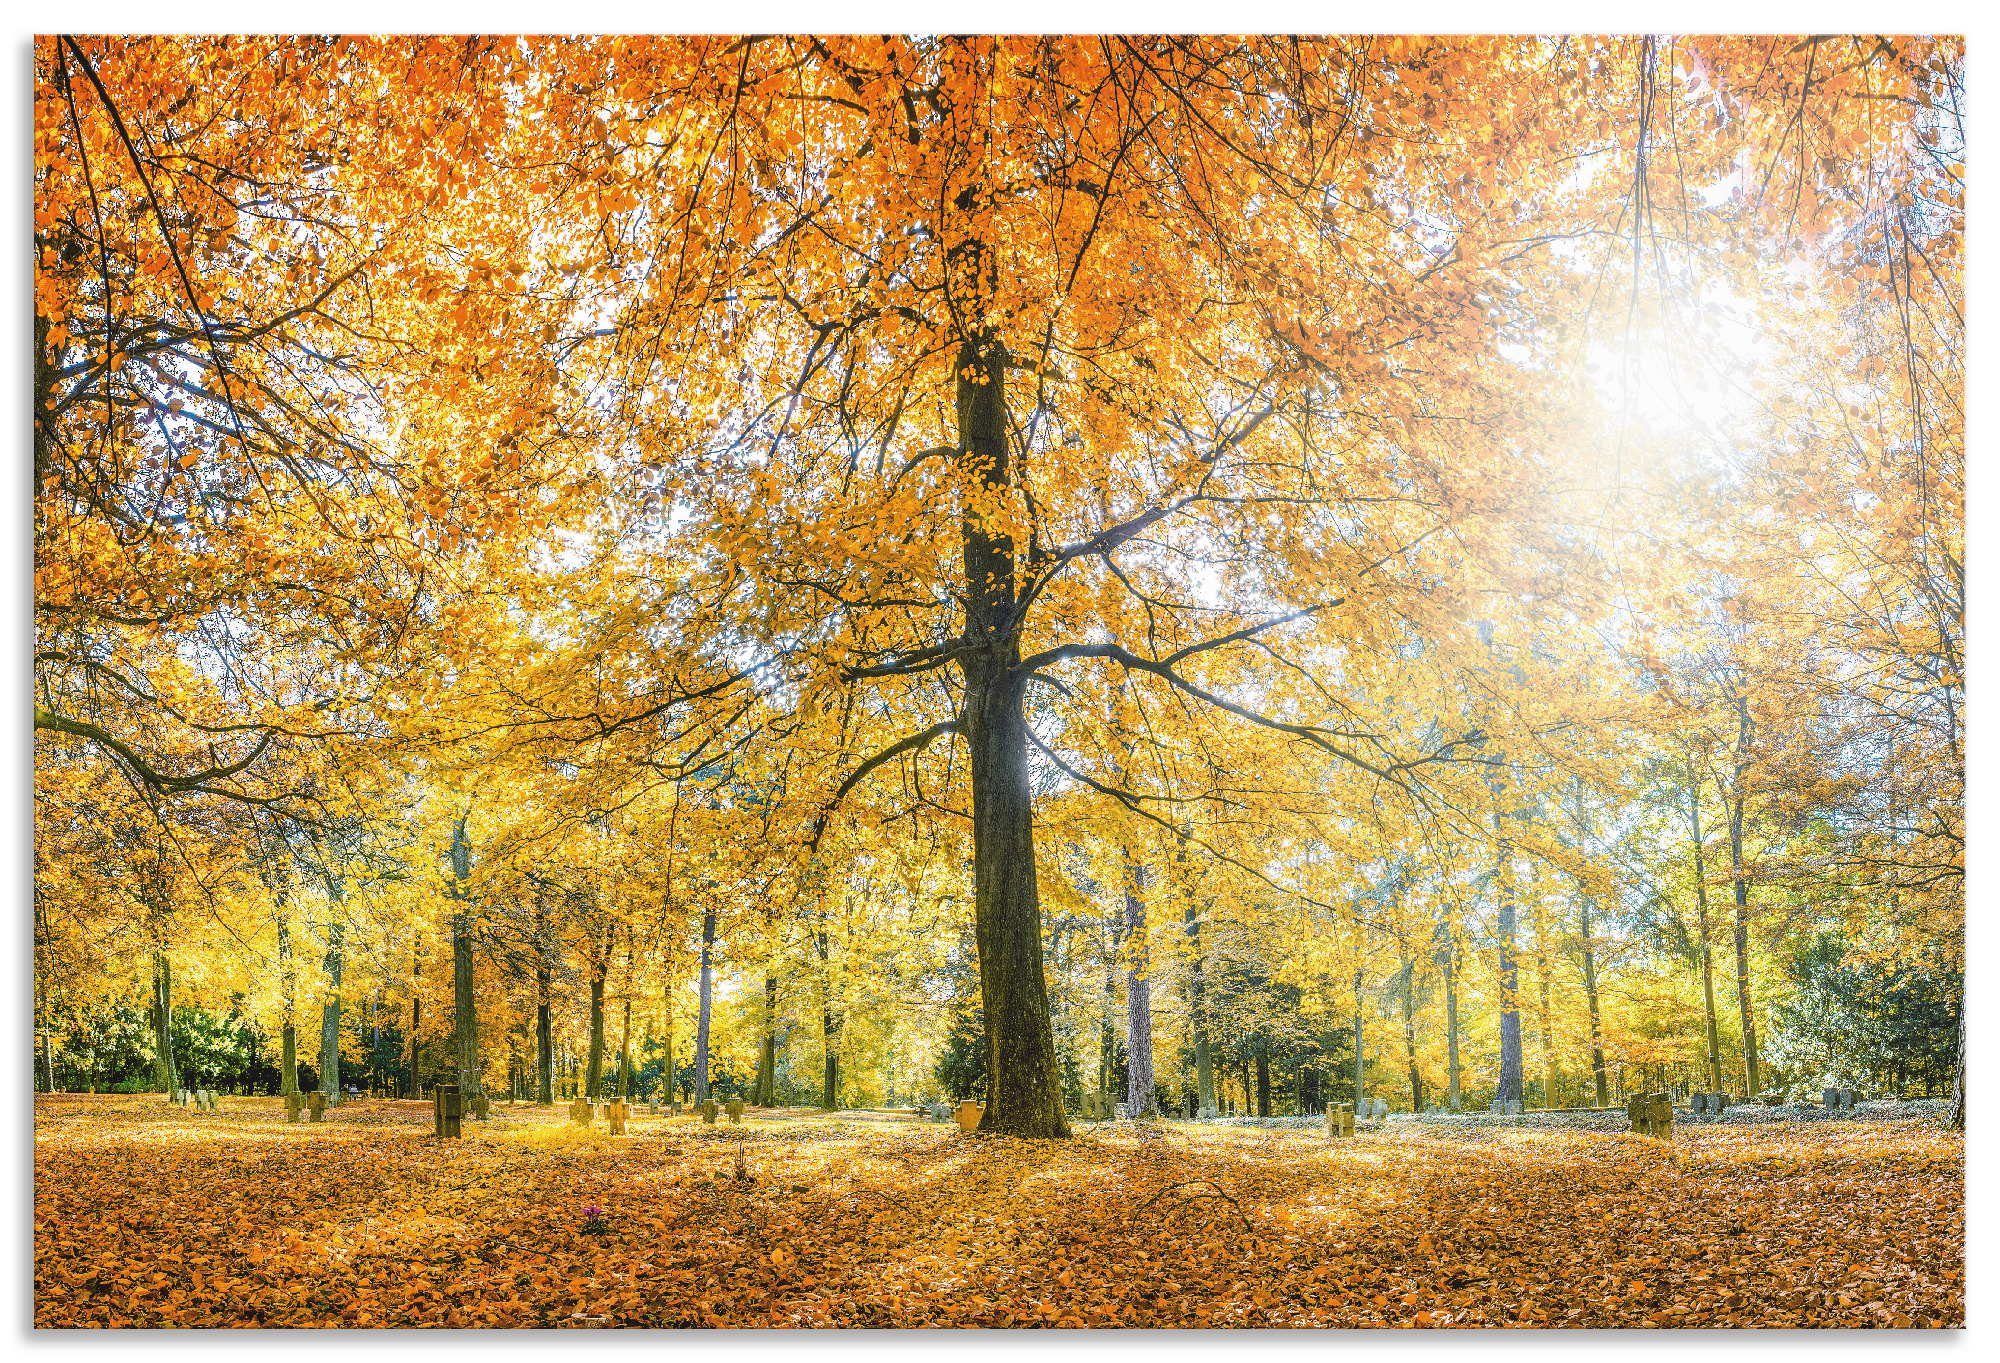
left=308, top=1091, right=327, bottom=1122
left=1327, top=1102, right=1355, bottom=1138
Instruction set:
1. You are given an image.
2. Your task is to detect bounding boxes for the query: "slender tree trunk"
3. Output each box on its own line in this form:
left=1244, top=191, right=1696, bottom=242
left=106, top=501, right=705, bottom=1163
left=278, top=916, right=299, bottom=1097
left=1255, top=1042, right=1271, bottom=1117
left=1687, top=778, right=1725, bottom=1093
left=1400, top=957, right=1425, bottom=1112
left=618, top=988, right=634, bottom=1100
left=406, top=943, right=422, bottom=1095
left=319, top=920, right=345, bottom=1103
left=693, top=905, right=716, bottom=1102
left=1578, top=894, right=1610, bottom=1107
left=1532, top=877, right=1556, bottom=1109
left=1185, top=902, right=1216, bottom=1116
left=757, top=973, right=778, bottom=1105
left=1352, top=967, right=1367, bottom=1106
left=1948, top=998, right=1965, bottom=1130
left=586, top=961, right=606, bottom=1100
left=1122, top=860, right=1155, bottom=1117
left=816, top=929, right=839, bottom=1110
left=1728, top=790, right=1761, bottom=1096
left=150, top=948, right=176, bottom=1095
left=1439, top=925, right=1462, bottom=1110
left=533, top=890, right=553, bottom=1104
left=953, top=333, right=1067, bottom=1138
left=449, top=817, right=482, bottom=1102
left=1098, top=915, right=1119, bottom=1103
left=1494, top=840, right=1523, bottom=1107
left=535, top=965, right=554, bottom=1104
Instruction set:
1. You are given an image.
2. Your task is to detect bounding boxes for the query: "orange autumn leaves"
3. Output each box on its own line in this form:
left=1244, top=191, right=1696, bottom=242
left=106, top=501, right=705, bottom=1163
left=34, top=1096, right=1962, bottom=1328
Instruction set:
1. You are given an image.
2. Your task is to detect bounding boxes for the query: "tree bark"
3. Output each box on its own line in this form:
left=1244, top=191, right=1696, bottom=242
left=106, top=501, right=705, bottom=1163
left=319, top=919, right=344, bottom=1103
left=1185, top=901, right=1216, bottom=1116
left=1578, top=894, right=1610, bottom=1107
left=1439, top=922, right=1462, bottom=1110
left=586, top=959, right=607, bottom=1100
left=277, top=915, right=298, bottom=1097
left=1400, top=956, right=1425, bottom=1112
left=956, top=335, right=1068, bottom=1138
left=1494, top=840, right=1523, bottom=1108
left=693, top=905, right=717, bottom=1102
left=817, top=928, right=839, bottom=1110
left=1254, top=1041, right=1271, bottom=1117
left=1687, top=777, right=1724, bottom=1093
left=150, top=948, right=176, bottom=1095
left=757, top=973, right=779, bottom=1105
left=1122, top=859, right=1155, bottom=1117
left=449, top=816, right=482, bottom=1102
left=535, top=969, right=554, bottom=1105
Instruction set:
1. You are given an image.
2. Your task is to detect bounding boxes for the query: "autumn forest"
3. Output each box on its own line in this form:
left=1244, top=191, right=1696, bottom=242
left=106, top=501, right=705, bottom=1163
left=32, top=34, right=1964, bottom=1329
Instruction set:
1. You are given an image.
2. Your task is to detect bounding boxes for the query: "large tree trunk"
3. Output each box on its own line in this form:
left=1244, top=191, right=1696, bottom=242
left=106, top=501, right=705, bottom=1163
left=956, top=335, right=1067, bottom=1139
left=319, top=920, right=345, bottom=1103
left=449, top=817, right=482, bottom=1102
left=693, top=905, right=717, bottom=1102
left=1122, top=860, right=1156, bottom=1117
left=1254, top=1041, right=1272, bottom=1117
left=150, top=948, right=177, bottom=1095
left=1185, top=902, right=1216, bottom=1117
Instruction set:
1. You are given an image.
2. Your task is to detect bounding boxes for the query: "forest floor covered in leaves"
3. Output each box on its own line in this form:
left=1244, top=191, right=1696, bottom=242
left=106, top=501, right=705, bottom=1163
left=34, top=1093, right=1962, bottom=1329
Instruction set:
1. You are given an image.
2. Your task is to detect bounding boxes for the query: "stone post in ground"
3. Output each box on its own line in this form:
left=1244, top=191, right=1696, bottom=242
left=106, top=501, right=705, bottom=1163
left=307, top=1091, right=327, bottom=1123
left=1327, top=1101, right=1354, bottom=1137
left=285, top=1091, right=304, bottom=1124
left=606, top=1099, right=627, bottom=1135
left=433, top=1083, right=463, bottom=1138
left=569, top=1097, right=593, bottom=1126
left=700, top=1099, right=720, bottom=1124
left=725, top=1098, right=745, bottom=1124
